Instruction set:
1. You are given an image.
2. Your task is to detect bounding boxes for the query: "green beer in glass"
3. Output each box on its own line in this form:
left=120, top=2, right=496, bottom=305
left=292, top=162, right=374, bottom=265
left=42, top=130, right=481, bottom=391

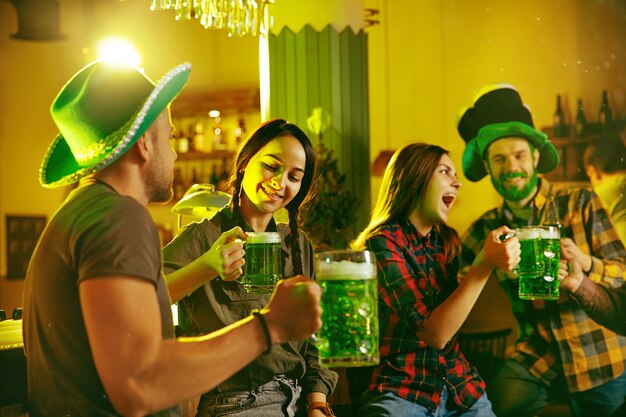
left=315, top=250, right=380, bottom=367
left=515, top=226, right=560, bottom=300
left=539, top=225, right=560, bottom=300
left=242, top=232, right=282, bottom=294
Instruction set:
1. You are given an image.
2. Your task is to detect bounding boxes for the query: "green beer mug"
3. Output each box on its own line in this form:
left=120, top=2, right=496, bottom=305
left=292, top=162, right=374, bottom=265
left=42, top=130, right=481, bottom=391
left=241, top=232, right=282, bottom=294
left=314, top=249, right=380, bottom=367
left=514, top=226, right=560, bottom=300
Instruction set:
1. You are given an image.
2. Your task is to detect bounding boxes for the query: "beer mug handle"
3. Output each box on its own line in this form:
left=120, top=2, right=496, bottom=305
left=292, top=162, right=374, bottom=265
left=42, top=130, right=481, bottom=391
left=499, top=231, right=516, bottom=242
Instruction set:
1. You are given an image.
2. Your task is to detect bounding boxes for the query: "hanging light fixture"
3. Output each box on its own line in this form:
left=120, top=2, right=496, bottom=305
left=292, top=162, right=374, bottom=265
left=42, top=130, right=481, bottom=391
left=150, top=0, right=275, bottom=37
left=171, top=183, right=231, bottom=229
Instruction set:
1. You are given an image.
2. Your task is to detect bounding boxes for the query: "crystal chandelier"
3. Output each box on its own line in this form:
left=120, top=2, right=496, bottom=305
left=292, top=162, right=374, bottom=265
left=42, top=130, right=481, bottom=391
left=150, top=0, right=275, bottom=37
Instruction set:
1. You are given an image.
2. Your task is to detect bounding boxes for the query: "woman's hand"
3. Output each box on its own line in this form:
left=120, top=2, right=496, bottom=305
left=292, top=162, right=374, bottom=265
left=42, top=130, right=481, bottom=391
left=201, top=226, right=247, bottom=281
left=481, top=225, right=521, bottom=271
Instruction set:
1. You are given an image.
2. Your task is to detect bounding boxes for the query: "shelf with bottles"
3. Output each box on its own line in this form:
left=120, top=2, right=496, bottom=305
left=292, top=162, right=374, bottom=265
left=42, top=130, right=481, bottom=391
left=545, top=90, right=624, bottom=183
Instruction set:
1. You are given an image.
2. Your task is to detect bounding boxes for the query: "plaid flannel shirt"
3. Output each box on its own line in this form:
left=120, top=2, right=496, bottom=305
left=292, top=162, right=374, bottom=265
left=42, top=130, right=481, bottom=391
left=459, top=178, right=626, bottom=392
left=366, top=218, right=486, bottom=412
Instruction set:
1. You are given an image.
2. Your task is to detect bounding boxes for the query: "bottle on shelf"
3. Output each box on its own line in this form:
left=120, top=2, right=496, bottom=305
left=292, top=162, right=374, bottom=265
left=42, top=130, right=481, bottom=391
left=210, top=163, right=220, bottom=186
left=235, top=117, right=247, bottom=147
left=210, top=110, right=226, bottom=150
left=173, top=167, right=186, bottom=202
left=191, top=119, right=208, bottom=153
left=173, top=121, right=189, bottom=154
left=553, top=95, right=567, bottom=137
left=599, top=90, right=613, bottom=131
left=575, top=99, right=587, bottom=137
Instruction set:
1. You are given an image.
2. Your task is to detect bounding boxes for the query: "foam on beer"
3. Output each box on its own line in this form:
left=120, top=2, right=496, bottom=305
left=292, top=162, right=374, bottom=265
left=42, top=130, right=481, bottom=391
left=540, top=227, right=560, bottom=239
left=247, top=232, right=281, bottom=244
left=317, top=260, right=376, bottom=280
left=516, top=227, right=541, bottom=240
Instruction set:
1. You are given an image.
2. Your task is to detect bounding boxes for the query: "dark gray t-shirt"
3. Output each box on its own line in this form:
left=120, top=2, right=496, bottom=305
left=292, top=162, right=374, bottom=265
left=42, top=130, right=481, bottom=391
left=23, top=180, right=178, bottom=417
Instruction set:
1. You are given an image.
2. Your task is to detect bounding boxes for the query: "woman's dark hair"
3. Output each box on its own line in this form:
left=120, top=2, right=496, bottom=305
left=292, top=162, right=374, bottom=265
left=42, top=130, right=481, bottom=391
left=226, top=118, right=316, bottom=275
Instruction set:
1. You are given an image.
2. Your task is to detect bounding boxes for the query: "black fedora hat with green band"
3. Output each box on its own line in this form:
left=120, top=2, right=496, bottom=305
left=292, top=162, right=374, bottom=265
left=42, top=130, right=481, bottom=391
left=40, top=60, right=191, bottom=188
left=457, top=85, right=560, bottom=182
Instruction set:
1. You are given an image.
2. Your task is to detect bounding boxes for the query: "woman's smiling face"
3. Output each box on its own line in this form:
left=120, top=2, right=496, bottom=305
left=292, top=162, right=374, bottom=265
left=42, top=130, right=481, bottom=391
left=241, top=134, right=307, bottom=214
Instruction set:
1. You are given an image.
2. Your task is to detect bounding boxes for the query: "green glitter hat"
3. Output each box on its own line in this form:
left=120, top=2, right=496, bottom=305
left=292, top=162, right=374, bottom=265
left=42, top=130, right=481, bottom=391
left=40, top=60, right=191, bottom=188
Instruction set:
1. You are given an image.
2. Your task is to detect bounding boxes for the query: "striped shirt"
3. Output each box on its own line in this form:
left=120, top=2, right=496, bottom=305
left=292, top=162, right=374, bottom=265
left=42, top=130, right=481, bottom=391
left=459, top=178, right=626, bottom=392
left=366, top=218, right=486, bottom=412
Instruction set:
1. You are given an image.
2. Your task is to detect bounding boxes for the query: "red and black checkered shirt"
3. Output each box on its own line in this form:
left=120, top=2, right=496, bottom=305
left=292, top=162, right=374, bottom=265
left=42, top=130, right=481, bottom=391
left=365, top=218, right=486, bottom=412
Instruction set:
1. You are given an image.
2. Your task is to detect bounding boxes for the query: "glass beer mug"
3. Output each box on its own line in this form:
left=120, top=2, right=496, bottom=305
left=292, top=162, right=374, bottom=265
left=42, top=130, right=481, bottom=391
left=241, top=232, right=282, bottom=294
left=514, top=226, right=560, bottom=300
left=314, top=249, right=380, bottom=367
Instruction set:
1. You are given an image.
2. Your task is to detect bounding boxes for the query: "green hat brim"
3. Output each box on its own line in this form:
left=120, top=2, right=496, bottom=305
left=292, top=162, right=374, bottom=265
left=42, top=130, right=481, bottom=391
left=39, top=63, right=191, bottom=188
left=462, top=121, right=560, bottom=182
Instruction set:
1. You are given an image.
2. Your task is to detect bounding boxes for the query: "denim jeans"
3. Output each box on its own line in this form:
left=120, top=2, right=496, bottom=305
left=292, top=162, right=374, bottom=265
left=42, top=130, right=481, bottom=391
left=358, top=386, right=495, bottom=417
left=195, top=375, right=302, bottom=417
left=489, top=358, right=626, bottom=417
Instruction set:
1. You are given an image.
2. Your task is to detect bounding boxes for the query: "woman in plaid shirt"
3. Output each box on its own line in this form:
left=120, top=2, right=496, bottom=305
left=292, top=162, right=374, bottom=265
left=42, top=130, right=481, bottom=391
left=352, top=143, right=520, bottom=417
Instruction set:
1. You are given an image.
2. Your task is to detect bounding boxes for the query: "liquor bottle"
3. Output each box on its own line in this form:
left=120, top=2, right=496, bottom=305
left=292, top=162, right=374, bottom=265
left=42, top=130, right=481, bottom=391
left=209, top=110, right=226, bottom=150
left=210, top=164, right=220, bottom=186
left=235, top=117, right=247, bottom=147
left=553, top=95, right=566, bottom=137
left=173, top=167, right=185, bottom=201
left=575, top=99, right=587, bottom=137
left=599, top=90, right=613, bottom=130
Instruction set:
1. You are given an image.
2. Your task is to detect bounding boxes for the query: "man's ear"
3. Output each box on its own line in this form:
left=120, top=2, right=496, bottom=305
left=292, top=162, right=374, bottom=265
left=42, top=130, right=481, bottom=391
left=134, top=133, right=152, bottom=163
left=585, top=165, right=601, bottom=184
left=532, top=146, right=540, bottom=168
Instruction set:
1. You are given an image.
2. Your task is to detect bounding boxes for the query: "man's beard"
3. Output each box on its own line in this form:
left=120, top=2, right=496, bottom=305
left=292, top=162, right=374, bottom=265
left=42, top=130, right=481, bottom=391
left=489, top=169, right=538, bottom=202
left=145, top=154, right=173, bottom=203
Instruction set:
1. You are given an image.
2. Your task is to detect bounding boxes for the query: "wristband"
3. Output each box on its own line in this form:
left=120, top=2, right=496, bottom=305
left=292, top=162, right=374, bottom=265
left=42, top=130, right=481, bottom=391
left=252, top=309, right=272, bottom=355
left=308, top=401, right=334, bottom=416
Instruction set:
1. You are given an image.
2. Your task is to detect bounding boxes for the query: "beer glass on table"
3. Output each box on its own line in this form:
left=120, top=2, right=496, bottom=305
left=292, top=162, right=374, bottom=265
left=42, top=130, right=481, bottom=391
left=314, top=249, right=380, bottom=367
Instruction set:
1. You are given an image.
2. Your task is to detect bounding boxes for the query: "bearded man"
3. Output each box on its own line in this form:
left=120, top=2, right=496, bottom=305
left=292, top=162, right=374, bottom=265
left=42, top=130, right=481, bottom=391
left=456, top=85, right=626, bottom=417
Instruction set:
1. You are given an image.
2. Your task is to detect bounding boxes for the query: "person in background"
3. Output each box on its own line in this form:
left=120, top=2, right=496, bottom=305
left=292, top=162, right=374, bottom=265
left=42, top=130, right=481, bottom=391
left=351, top=143, right=520, bottom=417
left=162, top=119, right=338, bottom=417
left=583, top=132, right=626, bottom=245
left=23, top=60, right=322, bottom=417
left=457, top=84, right=626, bottom=417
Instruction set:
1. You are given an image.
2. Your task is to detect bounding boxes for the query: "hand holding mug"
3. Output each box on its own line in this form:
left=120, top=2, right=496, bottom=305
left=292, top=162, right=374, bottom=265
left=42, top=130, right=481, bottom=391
left=202, top=226, right=247, bottom=281
left=262, top=275, right=322, bottom=344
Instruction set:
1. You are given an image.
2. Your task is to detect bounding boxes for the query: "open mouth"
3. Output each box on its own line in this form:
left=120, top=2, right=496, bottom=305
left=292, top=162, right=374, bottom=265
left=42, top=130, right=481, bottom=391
left=442, top=193, right=456, bottom=209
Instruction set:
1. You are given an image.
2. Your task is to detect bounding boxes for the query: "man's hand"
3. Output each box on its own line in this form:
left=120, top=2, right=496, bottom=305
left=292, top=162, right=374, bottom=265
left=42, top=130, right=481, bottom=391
left=262, top=275, right=322, bottom=344
left=558, top=252, right=585, bottom=293
left=560, top=238, right=592, bottom=273
left=201, top=226, right=247, bottom=281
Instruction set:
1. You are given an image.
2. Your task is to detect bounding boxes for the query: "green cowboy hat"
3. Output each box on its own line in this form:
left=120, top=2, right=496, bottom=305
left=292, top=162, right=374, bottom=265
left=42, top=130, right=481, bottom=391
left=40, top=60, right=191, bottom=188
left=457, top=84, right=560, bottom=182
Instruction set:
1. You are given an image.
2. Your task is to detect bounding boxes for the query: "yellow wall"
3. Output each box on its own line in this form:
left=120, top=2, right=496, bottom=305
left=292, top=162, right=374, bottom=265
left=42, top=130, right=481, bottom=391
left=1, top=0, right=626, bottom=332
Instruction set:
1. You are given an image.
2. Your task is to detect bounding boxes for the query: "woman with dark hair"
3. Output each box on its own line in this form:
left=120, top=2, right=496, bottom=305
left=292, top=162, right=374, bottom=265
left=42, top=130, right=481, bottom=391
left=352, top=143, right=520, bottom=417
left=163, top=119, right=337, bottom=417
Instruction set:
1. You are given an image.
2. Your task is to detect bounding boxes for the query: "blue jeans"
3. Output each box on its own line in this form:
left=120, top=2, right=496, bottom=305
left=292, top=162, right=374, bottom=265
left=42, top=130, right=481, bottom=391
left=489, top=358, right=626, bottom=417
left=195, top=375, right=302, bottom=417
left=358, top=386, right=495, bottom=417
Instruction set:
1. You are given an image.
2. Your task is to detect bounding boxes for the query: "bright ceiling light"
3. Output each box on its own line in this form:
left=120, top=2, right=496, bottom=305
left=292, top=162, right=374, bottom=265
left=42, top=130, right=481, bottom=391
left=95, top=37, right=141, bottom=67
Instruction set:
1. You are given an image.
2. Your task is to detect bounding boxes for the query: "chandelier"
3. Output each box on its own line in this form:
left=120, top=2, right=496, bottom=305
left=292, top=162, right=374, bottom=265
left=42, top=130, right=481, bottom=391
left=150, top=0, right=275, bottom=37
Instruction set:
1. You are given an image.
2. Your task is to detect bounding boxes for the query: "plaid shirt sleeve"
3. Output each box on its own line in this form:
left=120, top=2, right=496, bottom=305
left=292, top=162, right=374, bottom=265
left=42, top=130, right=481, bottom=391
left=567, top=187, right=626, bottom=288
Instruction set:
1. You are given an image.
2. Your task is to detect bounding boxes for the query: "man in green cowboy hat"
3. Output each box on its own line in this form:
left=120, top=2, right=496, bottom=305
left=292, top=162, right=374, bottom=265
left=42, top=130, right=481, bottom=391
left=23, top=60, right=323, bottom=417
left=456, top=85, right=626, bottom=417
